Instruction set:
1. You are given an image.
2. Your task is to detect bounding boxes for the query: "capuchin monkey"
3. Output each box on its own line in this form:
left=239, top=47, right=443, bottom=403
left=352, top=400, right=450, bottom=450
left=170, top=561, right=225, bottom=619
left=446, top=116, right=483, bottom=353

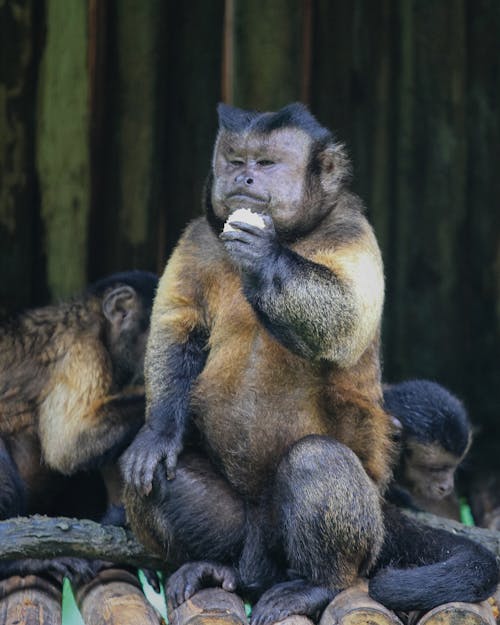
left=122, top=103, right=498, bottom=624
left=0, top=270, right=158, bottom=583
left=383, top=379, right=472, bottom=520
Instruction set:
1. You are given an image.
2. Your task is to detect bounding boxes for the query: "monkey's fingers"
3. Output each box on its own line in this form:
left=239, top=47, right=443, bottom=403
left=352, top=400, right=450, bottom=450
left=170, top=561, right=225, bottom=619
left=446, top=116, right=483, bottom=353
left=46, top=557, right=98, bottom=586
left=138, top=452, right=160, bottom=495
left=165, top=448, right=179, bottom=481
left=211, top=566, right=237, bottom=592
left=220, top=228, right=258, bottom=246
left=166, top=562, right=237, bottom=610
left=120, top=447, right=144, bottom=490
left=220, top=221, right=268, bottom=238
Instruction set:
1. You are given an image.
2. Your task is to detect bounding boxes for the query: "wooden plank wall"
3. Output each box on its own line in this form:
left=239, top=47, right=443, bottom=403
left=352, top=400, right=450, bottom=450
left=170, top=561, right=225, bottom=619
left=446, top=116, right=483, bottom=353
left=0, top=0, right=498, bottom=465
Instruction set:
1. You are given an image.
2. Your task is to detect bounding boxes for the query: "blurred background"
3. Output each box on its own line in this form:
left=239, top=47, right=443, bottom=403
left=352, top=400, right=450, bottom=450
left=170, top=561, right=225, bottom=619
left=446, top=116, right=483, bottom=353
left=1, top=0, right=499, bottom=471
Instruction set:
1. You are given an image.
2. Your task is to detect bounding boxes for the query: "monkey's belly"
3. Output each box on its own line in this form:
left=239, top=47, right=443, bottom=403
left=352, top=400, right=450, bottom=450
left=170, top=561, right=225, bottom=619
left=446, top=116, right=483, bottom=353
left=191, top=365, right=329, bottom=497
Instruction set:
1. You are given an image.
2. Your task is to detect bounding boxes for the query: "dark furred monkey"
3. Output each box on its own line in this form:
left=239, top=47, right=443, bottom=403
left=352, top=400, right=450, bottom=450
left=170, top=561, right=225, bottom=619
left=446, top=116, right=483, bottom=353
left=122, top=104, right=497, bottom=623
left=383, top=379, right=471, bottom=518
left=0, top=270, right=158, bottom=581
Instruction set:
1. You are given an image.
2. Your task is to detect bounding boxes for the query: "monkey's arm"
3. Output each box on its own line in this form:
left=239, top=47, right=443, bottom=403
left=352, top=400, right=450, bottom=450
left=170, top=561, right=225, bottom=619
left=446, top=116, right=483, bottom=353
left=121, top=242, right=209, bottom=493
left=220, top=218, right=384, bottom=366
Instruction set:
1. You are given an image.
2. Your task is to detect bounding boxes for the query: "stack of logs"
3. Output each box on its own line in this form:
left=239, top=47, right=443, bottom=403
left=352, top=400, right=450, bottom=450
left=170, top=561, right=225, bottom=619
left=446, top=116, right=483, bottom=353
left=0, top=513, right=498, bottom=625
left=0, top=575, right=498, bottom=625
left=0, top=569, right=164, bottom=625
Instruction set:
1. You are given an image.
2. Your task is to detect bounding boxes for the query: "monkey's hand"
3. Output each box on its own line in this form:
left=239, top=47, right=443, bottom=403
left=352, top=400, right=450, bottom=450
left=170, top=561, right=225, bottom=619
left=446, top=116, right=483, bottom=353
left=120, top=424, right=183, bottom=495
left=219, top=215, right=281, bottom=275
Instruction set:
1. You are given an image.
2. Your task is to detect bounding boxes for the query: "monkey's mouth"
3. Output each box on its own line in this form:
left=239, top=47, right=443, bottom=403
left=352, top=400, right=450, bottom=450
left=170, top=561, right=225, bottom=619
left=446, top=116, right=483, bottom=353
left=226, top=192, right=269, bottom=209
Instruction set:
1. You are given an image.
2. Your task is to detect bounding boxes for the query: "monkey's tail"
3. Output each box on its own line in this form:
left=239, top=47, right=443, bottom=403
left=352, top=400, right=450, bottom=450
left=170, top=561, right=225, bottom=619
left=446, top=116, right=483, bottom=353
left=368, top=508, right=499, bottom=612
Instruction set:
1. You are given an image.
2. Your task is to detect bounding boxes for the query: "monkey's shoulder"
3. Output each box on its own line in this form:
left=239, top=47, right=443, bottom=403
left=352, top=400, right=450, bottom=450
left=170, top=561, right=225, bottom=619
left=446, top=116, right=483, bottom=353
left=177, top=216, right=226, bottom=261
left=292, top=193, right=381, bottom=267
left=155, top=217, right=232, bottom=304
left=0, top=298, right=104, bottom=355
left=318, top=193, right=375, bottom=243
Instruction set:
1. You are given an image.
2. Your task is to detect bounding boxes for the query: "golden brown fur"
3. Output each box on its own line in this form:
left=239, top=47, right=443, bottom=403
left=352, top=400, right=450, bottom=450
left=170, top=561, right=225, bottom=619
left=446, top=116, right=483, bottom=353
left=123, top=103, right=499, bottom=625
left=1, top=298, right=132, bottom=476
left=122, top=104, right=397, bottom=622
left=148, top=205, right=392, bottom=498
left=0, top=271, right=158, bottom=521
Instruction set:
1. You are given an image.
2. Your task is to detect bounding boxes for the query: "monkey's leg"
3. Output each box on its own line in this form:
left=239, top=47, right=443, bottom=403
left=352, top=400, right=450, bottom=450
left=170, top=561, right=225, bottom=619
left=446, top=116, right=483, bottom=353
left=126, top=453, right=246, bottom=610
left=126, top=451, right=246, bottom=567
left=252, top=435, right=384, bottom=625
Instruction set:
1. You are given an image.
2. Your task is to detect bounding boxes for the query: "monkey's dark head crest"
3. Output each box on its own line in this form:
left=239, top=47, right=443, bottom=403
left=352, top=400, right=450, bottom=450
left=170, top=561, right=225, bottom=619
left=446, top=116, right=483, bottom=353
left=87, top=270, right=158, bottom=304
left=217, top=102, right=333, bottom=143
left=384, top=380, right=471, bottom=457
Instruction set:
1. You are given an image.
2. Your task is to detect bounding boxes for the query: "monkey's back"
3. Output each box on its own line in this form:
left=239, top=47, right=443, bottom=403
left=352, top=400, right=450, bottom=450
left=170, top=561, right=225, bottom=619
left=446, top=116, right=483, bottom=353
left=0, top=299, right=105, bottom=435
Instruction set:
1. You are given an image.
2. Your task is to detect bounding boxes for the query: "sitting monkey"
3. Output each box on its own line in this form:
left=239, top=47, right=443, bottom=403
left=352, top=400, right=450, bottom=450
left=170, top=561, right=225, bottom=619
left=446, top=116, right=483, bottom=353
left=383, top=379, right=471, bottom=520
left=122, top=103, right=498, bottom=624
left=0, top=270, right=158, bottom=582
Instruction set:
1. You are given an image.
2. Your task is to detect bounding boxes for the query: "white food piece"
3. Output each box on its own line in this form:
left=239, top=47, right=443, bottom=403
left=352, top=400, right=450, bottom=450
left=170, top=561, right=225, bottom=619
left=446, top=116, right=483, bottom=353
left=223, top=208, right=266, bottom=233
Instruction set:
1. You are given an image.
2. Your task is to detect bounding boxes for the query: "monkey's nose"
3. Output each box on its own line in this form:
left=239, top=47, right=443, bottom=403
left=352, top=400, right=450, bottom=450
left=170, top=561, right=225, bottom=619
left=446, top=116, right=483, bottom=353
left=437, top=483, right=452, bottom=496
left=235, top=174, right=254, bottom=185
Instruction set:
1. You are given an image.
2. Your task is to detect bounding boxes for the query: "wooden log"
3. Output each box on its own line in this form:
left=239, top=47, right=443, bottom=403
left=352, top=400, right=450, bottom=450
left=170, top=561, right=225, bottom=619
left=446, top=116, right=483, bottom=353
left=0, top=575, right=62, bottom=625
left=0, top=510, right=500, bottom=569
left=270, top=616, right=314, bottom=625
left=76, top=567, right=164, bottom=625
left=168, top=588, right=247, bottom=625
left=487, top=587, right=500, bottom=623
left=414, top=601, right=496, bottom=625
left=0, top=515, right=166, bottom=571
left=319, top=581, right=404, bottom=625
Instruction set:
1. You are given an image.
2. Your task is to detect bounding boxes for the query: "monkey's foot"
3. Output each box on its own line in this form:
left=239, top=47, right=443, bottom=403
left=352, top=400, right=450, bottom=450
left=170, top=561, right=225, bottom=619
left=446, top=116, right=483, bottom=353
left=250, top=580, right=335, bottom=625
left=166, top=561, right=238, bottom=609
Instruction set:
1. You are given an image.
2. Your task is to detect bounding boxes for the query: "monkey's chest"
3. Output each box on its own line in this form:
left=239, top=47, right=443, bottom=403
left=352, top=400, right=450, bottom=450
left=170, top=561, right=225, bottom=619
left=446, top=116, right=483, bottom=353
left=190, top=328, right=328, bottom=498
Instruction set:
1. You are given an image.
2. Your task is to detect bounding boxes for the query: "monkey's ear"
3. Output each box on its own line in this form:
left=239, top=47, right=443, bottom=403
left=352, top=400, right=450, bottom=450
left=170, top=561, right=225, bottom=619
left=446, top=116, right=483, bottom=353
left=102, top=285, right=139, bottom=330
left=317, top=143, right=352, bottom=193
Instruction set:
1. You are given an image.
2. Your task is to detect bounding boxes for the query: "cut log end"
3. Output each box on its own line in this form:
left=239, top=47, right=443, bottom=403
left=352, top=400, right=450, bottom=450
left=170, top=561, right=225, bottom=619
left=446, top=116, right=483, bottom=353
left=320, top=581, right=404, bottom=625
left=76, top=567, right=165, bottom=625
left=0, top=575, right=62, bottom=625
left=414, top=601, right=496, bottom=625
left=169, top=588, right=248, bottom=625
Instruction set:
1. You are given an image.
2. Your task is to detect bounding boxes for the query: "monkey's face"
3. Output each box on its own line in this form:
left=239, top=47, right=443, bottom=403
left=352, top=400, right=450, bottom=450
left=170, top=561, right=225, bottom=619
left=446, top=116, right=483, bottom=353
left=211, top=128, right=328, bottom=237
left=404, top=441, right=459, bottom=501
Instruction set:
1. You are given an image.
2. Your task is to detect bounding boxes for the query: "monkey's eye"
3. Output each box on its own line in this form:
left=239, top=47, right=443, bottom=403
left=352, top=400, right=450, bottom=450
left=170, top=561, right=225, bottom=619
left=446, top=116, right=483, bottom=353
left=257, top=160, right=275, bottom=167
left=229, top=159, right=245, bottom=166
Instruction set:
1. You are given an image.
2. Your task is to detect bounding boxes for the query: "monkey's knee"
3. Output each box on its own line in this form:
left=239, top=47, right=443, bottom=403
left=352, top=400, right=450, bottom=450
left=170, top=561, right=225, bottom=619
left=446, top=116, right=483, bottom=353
left=275, top=435, right=384, bottom=585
